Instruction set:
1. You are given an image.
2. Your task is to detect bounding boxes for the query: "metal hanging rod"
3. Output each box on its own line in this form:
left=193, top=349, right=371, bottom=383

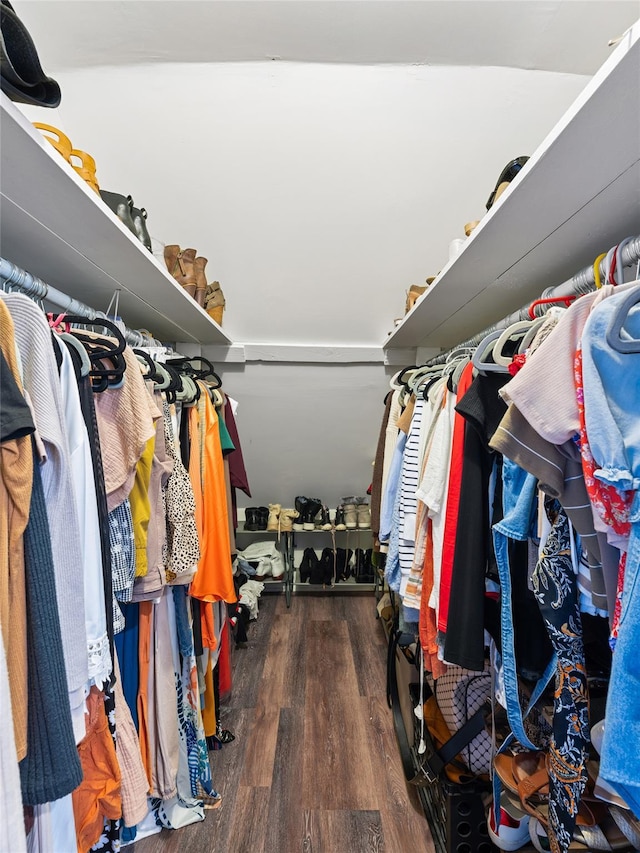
left=424, top=234, right=640, bottom=366
left=0, top=256, right=163, bottom=348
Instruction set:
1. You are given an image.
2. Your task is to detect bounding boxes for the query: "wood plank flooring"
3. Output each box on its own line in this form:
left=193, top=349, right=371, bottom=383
left=129, top=593, right=435, bottom=853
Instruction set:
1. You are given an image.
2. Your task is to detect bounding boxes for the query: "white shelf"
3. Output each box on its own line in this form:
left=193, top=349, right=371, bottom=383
left=0, top=94, right=231, bottom=346
left=384, top=22, right=640, bottom=352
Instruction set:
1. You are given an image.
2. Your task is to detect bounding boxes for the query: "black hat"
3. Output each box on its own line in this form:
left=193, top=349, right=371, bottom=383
left=0, top=0, right=60, bottom=107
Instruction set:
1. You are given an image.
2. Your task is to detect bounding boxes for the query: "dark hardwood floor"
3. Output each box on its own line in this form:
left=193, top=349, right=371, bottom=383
left=129, top=592, right=435, bottom=853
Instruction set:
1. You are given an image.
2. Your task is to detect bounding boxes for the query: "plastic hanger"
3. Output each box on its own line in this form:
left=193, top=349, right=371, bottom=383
left=492, top=320, right=532, bottom=366
left=606, top=282, right=640, bottom=353
left=408, top=364, right=441, bottom=393
left=518, top=316, right=547, bottom=354
left=471, top=329, right=508, bottom=374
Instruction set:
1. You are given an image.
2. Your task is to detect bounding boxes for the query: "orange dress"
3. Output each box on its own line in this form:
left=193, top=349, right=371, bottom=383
left=189, top=389, right=236, bottom=604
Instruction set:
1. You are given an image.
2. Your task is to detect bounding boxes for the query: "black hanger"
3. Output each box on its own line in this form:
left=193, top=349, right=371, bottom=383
left=396, top=365, right=418, bottom=388
left=65, top=315, right=127, bottom=389
left=606, top=285, right=640, bottom=353
left=168, top=356, right=222, bottom=389
left=133, top=348, right=161, bottom=384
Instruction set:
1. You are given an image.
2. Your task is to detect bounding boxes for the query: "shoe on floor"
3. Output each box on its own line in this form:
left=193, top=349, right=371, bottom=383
left=487, top=797, right=530, bottom=851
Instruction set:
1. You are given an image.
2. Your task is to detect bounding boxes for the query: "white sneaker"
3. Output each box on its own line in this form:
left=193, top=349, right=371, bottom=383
left=487, top=800, right=531, bottom=851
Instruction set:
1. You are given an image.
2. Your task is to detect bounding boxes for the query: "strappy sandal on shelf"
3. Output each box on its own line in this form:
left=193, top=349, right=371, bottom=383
left=33, top=122, right=72, bottom=160
left=494, top=752, right=595, bottom=828
left=69, top=148, right=100, bottom=194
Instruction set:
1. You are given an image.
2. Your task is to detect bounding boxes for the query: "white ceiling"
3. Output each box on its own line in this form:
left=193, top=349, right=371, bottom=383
left=17, top=0, right=640, bottom=77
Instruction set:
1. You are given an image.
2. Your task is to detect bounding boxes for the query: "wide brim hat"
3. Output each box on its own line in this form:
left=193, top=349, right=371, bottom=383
left=0, top=0, right=60, bottom=107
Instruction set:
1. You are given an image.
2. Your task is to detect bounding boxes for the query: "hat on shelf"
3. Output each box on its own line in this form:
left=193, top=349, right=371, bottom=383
left=0, top=0, right=61, bottom=107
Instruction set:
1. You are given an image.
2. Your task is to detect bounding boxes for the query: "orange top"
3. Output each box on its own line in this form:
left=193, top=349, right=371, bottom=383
left=189, top=388, right=236, bottom=604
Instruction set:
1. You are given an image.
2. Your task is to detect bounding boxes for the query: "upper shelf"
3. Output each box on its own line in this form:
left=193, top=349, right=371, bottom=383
left=384, top=21, right=640, bottom=351
left=0, top=94, right=231, bottom=346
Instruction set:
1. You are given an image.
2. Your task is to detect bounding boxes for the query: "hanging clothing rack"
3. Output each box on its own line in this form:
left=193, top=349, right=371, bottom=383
left=423, top=234, right=640, bottom=366
left=0, top=256, right=163, bottom=348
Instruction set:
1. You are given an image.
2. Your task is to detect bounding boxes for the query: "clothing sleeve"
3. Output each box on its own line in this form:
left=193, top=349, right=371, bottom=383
left=0, top=351, right=35, bottom=443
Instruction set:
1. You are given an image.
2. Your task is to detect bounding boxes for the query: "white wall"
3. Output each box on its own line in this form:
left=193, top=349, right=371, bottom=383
left=22, top=60, right=590, bottom=502
left=215, top=360, right=389, bottom=509
left=31, top=61, right=589, bottom=345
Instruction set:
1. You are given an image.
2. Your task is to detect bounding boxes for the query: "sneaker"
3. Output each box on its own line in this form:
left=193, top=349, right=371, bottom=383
left=334, top=505, right=346, bottom=531
left=343, top=503, right=357, bottom=529
left=356, top=503, right=371, bottom=529
left=487, top=800, right=530, bottom=851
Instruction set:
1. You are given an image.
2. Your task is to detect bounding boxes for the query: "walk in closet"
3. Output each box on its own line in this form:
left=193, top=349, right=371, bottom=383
left=1, top=2, right=640, bottom=853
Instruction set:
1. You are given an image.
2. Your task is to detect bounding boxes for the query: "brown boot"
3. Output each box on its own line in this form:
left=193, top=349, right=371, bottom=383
left=205, top=281, right=225, bottom=326
left=194, top=257, right=208, bottom=308
left=164, top=245, right=197, bottom=298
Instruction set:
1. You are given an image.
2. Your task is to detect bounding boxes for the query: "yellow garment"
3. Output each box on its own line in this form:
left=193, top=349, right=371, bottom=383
left=0, top=299, right=31, bottom=760
left=189, top=388, right=236, bottom=604
left=130, top=436, right=154, bottom=577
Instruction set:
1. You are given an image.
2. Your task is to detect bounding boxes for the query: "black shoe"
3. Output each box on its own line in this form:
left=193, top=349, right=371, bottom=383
left=294, top=496, right=309, bottom=528
left=335, top=548, right=353, bottom=582
left=319, top=547, right=335, bottom=585
left=309, top=548, right=328, bottom=585
left=356, top=549, right=374, bottom=583
left=299, top=547, right=318, bottom=583
left=334, top=505, right=346, bottom=530
left=315, top=505, right=331, bottom=530
left=244, top=508, right=259, bottom=531
left=485, top=156, right=529, bottom=210
left=303, top=498, right=323, bottom=530
left=256, top=506, right=269, bottom=530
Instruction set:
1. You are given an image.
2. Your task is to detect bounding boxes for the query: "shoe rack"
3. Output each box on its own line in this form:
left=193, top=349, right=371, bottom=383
left=291, top=528, right=376, bottom=592
left=235, top=529, right=296, bottom=608
left=384, top=22, right=640, bottom=354
left=0, top=93, right=232, bottom=347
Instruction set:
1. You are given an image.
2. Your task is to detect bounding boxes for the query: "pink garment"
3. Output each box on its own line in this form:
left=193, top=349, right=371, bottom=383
left=501, top=284, right=638, bottom=446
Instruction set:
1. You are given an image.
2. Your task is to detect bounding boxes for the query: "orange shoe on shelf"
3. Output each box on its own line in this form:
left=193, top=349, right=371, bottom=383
left=32, top=122, right=72, bottom=160
left=69, top=148, right=100, bottom=194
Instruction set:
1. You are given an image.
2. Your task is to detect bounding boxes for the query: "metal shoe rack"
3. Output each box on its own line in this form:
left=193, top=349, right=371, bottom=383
left=291, top=527, right=376, bottom=593
left=235, top=529, right=295, bottom=608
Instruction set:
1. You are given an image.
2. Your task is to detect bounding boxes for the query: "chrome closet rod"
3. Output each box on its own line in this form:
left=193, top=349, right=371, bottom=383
left=424, top=234, right=640, bottom=366
left=0, top=256, right=163, bottom=348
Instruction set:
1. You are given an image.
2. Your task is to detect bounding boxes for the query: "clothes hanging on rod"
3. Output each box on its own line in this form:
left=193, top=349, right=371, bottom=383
left=373, top=238, right=640, bottom=853
left=0, top=279, right=255, bottom=852
left=0, top=256, right=164, bottom=349
left=421, top=233, right=640, bottom=367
